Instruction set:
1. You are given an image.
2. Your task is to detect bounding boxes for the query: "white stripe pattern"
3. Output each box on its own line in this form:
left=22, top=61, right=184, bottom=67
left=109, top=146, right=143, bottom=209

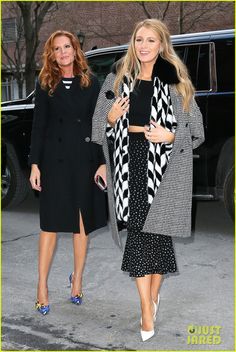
left=62, top=80, right=73, bottom=89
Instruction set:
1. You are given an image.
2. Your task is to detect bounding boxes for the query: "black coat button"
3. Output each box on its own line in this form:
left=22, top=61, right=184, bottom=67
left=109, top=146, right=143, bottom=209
left=57, top=158, right=64, bottom=163
left=180, top=149, right=184, bottom=153
left=59, top=118, right=63, bottom=123
left=85, top=137, right=90, bottom=142
left=58, top=137, right=62, bottom=142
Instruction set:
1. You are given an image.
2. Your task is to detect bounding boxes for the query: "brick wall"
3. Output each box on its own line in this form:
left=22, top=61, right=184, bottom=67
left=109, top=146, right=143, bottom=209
left=2, top=1, right=234, bottom=62
left=9, top=1, right=233, bottom=58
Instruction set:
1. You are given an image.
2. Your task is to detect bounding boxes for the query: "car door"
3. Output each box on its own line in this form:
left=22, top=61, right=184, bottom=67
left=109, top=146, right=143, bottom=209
left=206, top=37, right=234, bottom=191
left=174, top=43, right=211, bottom=198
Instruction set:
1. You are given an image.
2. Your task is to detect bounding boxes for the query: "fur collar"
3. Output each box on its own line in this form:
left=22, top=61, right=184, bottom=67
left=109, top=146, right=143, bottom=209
left=152, top=55, right=180, bottom=84
left=112, top=55, right=180, bottom=84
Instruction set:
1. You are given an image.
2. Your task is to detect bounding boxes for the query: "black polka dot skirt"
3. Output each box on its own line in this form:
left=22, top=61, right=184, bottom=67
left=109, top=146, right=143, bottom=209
left=121, top=132, right=177, bottom=277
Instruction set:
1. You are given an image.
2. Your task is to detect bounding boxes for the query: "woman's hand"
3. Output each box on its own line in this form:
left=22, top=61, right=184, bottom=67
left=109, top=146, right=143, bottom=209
left=94, top=164, right=107, bottom=186
left=144, top=122, right=175, bottom=144
left=108, top=96, right=129, bottom=127
left=29, top=164, right=42, bottom=191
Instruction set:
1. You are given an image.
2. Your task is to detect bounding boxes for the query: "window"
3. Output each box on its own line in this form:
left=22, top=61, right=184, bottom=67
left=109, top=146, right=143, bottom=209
left=2, top=81, right=11, bottom=101
left=2, top=18, right=17, bottom=42
left=174, top=45, right=186, bottom=61
left=215, top=39, right=234, bottom=92
left=185, top=44, right=210, bottom=91
left=88, top=53, right=117, bottom=85
left=1, top=77, right=20, bottom=101
left=1, top=78, right=13, bottom=101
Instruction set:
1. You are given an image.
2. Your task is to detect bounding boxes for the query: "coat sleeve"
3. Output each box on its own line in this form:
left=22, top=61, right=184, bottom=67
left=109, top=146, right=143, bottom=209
left=28, top=81, right=49, bottom=165
left=89, top=75, right=106, bottom=165
left=189, top=96, right=205, bottom=149
left=92, top=72, right=116, bottom=146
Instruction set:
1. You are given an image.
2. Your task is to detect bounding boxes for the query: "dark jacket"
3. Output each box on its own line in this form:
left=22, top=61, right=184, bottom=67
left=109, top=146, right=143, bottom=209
left=29, top=75, right=107, bottom=234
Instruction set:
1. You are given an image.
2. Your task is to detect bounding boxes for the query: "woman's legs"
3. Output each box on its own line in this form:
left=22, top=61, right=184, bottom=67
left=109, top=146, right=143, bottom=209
left=71, top=213, right=88, bottom=296
left=135, top=274, right=163, bottom=331
left=37, top=231, right=57, bottom=305
left=136, top=275, right=154, bottom=331
left=151, top=273, right=163, bottom=303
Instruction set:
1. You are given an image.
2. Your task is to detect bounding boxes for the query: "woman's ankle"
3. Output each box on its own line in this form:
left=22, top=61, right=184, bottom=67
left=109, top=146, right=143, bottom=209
left=71, top=273, right=82, bottom=295
left=141, top=310, right=154, bottom=331
left=151, top=291, right=160, bottom=305
left=37, top=283, right=48, bottom=304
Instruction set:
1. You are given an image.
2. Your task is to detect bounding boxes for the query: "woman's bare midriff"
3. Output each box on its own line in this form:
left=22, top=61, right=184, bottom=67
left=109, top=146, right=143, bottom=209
left=128, top=125, right=146, bottom=133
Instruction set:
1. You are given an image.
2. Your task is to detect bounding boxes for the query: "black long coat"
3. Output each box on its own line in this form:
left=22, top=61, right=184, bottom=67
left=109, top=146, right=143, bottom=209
left=29, top=75, right=107, bottom=234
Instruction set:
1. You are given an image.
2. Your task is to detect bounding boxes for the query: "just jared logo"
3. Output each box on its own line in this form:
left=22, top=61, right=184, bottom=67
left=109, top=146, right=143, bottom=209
left=187, top=325, right=222, bottom=345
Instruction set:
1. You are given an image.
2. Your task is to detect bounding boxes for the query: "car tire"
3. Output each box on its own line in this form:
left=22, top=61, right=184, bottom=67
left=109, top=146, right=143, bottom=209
left=223, top=166, right=234, bottom=221
left=2, top=143, right=30, bottom=209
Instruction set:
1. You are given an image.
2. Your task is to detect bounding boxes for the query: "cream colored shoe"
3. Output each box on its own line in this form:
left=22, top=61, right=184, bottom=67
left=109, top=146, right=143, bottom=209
left=153, top=293, right=160, bottom=322
left=140, top=295, right=160, bottom=325
left=140, top=328, right=155, bottom=342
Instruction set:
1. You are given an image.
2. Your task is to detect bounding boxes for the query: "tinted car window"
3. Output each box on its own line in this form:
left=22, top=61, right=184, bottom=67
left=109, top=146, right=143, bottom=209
left=185, top=44, right=210, bottom=91
left=174, top=45, right=186, bottom=61
left=215, top=38, right=234, bottom=91
left=88, top=53, right=117, bottom=85
left=197, top=44, right=210, bottom=91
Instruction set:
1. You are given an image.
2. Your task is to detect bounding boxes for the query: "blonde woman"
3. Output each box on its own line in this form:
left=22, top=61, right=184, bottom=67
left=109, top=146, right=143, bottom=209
left=29, top=31, right=107, bottom=315
left=92, top=19, right=204, bottom=341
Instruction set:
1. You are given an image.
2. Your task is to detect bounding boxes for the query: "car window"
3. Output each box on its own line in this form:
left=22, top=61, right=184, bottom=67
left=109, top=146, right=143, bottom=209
left=174, top=45, right=186, bottom=61
left=215, top=38, right=234, bottom=92
left=196, top=44, right=210, bottom=91
left=88, top=53, right=117, bottom=85
left=185, top=44, right=210, bottom=91
left=88, top=43, right=213, bottom=92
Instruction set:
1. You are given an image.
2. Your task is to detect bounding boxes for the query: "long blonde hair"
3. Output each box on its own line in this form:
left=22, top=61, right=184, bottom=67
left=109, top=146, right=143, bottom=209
left=114, top=19, right=194, bottom=112
left=39, top=30, right=91, bottom=95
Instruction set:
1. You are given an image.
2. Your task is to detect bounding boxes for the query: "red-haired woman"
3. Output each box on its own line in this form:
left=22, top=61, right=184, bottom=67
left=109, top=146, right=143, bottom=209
left=29, top=31, right=107, bottom=315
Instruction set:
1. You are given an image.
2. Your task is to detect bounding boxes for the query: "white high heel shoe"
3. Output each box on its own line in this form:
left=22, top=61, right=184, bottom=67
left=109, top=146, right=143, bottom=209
left=140, top=328, right=155, bottom=342
left=140, top=294, right=160, bottom=325
left=153, top=293, right=160, bottom=322
left=140, top=298, right=158, bottom=342
left=140, top=294, right=160, bottom=341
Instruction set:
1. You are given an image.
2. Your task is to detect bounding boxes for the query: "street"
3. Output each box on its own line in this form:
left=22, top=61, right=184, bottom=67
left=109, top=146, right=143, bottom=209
left=1, top=193, right=234, bottom=351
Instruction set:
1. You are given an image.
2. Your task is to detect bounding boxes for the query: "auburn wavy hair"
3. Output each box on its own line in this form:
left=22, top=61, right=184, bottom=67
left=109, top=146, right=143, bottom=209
left=39, top=30, right=91, bottom=95
left=114, top=19, right=195, bottom=112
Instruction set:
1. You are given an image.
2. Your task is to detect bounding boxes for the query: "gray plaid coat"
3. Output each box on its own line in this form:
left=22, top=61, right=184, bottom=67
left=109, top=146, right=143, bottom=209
left=92, top=72, right=205, bottom=248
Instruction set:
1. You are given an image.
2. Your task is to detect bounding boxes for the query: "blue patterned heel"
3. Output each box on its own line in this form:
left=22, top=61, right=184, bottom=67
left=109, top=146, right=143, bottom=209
left=69, top=272, right=83, bottom=305
left=69, top=272, right=73, bottom=287
left=70, top=292, right=83, bottom=305
left=35, top=301, right=50, bottom=315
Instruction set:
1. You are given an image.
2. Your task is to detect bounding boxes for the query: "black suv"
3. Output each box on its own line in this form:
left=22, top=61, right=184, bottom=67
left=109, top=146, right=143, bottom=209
left=2, top=29, right=234, bottom=219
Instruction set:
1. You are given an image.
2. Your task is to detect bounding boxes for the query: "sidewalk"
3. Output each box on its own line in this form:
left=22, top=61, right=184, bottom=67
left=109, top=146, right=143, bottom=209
left=1, top=195, right=234, bottom=350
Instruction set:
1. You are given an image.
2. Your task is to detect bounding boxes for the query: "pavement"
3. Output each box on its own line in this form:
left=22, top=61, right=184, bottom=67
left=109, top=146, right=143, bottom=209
left=1, top=193, right=234, bottom=351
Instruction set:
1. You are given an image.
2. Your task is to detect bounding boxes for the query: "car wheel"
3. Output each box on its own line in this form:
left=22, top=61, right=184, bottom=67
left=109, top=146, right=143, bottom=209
left=2, top=143, right=29, bottom=209
left=223, top=166, right=234, bottom=221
